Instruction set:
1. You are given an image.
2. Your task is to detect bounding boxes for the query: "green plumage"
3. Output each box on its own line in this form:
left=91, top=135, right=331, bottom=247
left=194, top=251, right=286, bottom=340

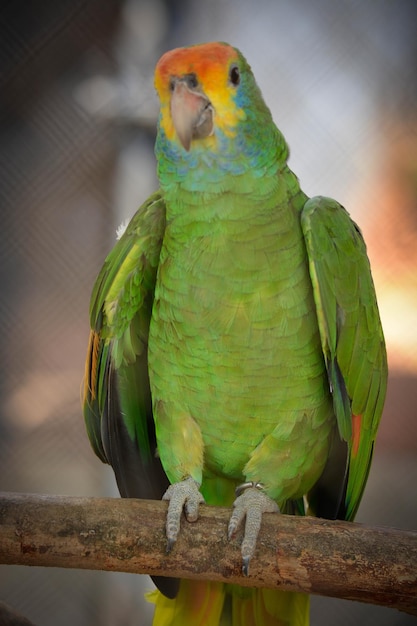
left=83, top=42, right=387, bottom=625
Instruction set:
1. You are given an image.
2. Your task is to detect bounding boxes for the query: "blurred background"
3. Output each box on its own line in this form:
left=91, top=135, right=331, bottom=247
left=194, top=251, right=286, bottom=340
left=1, top=0, right=416, bottom=624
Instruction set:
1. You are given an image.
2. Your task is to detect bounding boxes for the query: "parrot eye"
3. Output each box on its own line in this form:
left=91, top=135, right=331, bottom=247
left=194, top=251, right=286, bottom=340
left=229, top=65, right=240, bottom=86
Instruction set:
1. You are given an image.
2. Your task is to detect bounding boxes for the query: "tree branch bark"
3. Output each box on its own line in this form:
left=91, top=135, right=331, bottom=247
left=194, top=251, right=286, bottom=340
left=0, top=492, right=416, bottom=615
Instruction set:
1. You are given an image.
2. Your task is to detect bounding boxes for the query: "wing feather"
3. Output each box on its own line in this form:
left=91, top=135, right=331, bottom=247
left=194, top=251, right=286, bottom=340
left=301, top=196, right=387, bottom=520
left=83, top=191, right=168, bottom=500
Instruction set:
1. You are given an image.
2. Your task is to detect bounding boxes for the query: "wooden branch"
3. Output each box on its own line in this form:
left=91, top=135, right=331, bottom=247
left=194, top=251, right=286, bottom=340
left=0, top=492, right=416, bottom=615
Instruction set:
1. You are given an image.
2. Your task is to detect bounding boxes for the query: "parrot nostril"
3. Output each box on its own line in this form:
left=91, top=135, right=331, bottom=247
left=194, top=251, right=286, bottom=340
left=184, top=73, right=198, bottom=90
left=169, top=74, right=199, bottom=92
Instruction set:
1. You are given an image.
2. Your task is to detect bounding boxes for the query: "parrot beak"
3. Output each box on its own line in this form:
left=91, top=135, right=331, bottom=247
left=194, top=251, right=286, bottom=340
left=170, top=77, right=214, bottom=151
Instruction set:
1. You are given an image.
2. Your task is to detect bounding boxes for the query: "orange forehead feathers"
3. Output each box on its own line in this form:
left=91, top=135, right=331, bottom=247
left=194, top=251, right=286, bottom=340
left=154, top=42, right=239, bottom=98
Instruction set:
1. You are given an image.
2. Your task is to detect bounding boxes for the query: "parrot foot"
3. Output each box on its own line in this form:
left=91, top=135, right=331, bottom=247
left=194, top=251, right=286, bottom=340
left=228, top=482, right=279, bottom=576
left=162, top=476, right=205, bottom=553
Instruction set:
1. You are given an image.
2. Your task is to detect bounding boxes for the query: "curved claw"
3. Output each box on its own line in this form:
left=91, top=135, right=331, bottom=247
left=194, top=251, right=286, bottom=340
left=228, top=485, right=279, bottom=575
left=162, top=477, right=205, bottom=552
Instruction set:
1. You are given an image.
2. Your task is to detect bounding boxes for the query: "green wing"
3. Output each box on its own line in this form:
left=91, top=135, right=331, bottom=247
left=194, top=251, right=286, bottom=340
left=301, top=196, right=387, bottom=520
left=83, top=191, right=169, bottom=501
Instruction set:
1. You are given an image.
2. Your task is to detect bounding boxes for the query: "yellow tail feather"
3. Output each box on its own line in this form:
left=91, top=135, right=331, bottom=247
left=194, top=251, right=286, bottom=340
left=147, top=580, right=309, bottom=626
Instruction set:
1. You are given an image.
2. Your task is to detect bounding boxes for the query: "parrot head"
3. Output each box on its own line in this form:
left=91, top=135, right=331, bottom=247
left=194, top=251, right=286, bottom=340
left=154, top=42, right=249, bottom=151
left=153, top=42, right=288, bottom=193
left=155, top=43, right=284, bottom=152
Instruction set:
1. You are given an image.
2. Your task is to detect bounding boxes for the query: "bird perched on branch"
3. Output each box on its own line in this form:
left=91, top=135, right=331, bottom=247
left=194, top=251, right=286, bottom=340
left=83, top=41, right=387, bottom=625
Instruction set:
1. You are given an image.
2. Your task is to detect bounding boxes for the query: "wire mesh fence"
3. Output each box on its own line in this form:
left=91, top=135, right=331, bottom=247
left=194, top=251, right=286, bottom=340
left=1, top=1, right=416, bottom=624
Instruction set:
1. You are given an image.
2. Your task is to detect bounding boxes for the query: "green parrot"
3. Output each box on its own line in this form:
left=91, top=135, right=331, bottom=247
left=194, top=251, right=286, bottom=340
left=83, top=42, right=387, bottom=625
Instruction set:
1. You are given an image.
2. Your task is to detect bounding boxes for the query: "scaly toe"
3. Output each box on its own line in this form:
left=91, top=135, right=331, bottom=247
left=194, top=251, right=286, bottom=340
left=228, top=483, right=279, bottom=575
left=162, top=477, right=205, bottom=551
